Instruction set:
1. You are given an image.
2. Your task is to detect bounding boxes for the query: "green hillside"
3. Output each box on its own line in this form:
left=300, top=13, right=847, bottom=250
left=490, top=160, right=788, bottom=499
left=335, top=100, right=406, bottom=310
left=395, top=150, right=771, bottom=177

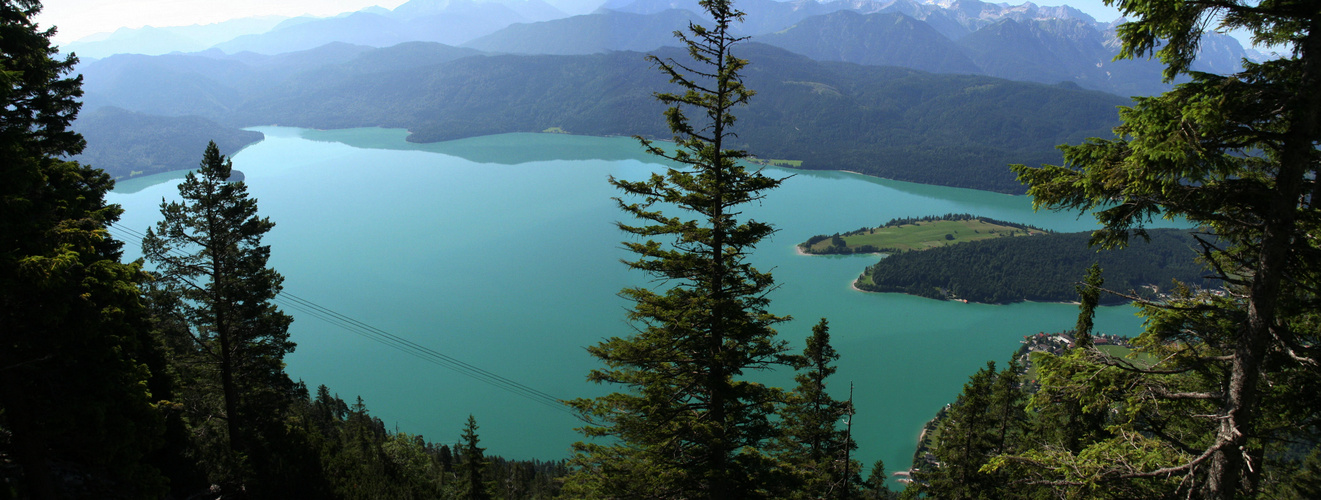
left=80, top=42, right=1128, bottom=193
left=71, top=106, right=264, bottom=179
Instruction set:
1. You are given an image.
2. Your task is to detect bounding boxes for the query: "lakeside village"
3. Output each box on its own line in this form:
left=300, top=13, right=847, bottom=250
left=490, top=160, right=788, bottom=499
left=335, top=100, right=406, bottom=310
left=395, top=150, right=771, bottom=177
left=898, top=330, right=1135, bottom=485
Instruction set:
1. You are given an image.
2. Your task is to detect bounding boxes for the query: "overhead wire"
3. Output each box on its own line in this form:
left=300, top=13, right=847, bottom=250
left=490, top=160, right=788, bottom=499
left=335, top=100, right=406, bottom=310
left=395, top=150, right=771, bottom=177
left=107, top=222, right=578, bottom=417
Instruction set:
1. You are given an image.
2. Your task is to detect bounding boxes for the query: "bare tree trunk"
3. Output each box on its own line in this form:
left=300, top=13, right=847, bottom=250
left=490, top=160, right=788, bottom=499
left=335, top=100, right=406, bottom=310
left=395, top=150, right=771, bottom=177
left=1206, top=19, right=1321, bottom=500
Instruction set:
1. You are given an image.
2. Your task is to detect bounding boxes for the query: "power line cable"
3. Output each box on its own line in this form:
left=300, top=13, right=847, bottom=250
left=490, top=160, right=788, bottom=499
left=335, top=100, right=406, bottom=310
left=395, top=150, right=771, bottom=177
left=107, top=223, right=577, bottom=417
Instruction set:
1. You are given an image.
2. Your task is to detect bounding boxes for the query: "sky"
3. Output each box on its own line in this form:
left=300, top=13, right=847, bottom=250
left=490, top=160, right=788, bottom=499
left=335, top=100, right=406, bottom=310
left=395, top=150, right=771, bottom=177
left=37, top=0, right=1126, bottom=44
left=38, top=0, right=409, bottom=43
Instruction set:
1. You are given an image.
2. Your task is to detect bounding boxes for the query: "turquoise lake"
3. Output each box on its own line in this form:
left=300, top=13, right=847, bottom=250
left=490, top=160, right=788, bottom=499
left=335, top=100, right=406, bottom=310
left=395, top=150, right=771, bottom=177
left=109, top=127, right=1156, bottom=483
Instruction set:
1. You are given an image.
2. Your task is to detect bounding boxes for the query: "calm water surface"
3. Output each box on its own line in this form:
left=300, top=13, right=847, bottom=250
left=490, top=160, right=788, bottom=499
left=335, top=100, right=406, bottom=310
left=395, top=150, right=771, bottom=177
left=110, top=127, right=1154, bottom=483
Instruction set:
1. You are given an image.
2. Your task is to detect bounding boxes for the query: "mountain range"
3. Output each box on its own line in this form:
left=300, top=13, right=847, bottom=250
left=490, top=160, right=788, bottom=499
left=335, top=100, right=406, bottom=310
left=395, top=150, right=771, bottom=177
left=64, top=0, right=1251, bottom=96
left=63, top=0, right=1263, bottom=191
left=75, top=41, right=1126, bottom=192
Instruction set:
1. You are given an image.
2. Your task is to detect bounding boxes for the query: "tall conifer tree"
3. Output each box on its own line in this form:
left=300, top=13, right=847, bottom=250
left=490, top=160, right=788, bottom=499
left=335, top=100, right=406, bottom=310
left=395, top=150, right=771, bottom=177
left=143, top=141, right=295, bottom=491
left=567, top=0, right=790, bottom=496
left=459, top=415, right=493, bottom=500
left=918, top=362, right=1000, bottom=499
left=775, top=319, right=859, bottom=498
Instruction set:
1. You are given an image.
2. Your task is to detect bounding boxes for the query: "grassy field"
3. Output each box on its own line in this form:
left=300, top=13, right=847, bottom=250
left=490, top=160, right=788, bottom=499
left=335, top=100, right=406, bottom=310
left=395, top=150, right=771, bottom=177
left=803, top=219, right=1044, bottom=254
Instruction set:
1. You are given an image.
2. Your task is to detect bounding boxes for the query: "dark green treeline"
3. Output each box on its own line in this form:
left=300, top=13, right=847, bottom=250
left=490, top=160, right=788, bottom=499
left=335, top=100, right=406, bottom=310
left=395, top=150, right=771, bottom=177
left=858, top=228, right=1212, bottom=304
left=0, top=2, right=563, bottom=496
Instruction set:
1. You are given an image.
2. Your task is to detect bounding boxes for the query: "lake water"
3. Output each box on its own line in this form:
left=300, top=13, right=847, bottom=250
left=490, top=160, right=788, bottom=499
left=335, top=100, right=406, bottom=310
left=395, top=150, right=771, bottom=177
left=109, top=127, right=1153, bottom=483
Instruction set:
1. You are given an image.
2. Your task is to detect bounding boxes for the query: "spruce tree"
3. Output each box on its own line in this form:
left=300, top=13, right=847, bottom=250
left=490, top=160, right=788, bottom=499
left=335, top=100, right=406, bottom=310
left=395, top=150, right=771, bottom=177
left=999, top=1, right=1321, bottom=497
left=862, top=459, right=895, bottom=500
left=918, top=362, right=999, bottom=499
left=142, top=141, right=295, bottom=491
left=1, top=0, right=166, bottom=495
left=566, top=0, right=790, bottom=496
left=776, top=319, right=859, bottom=498
left=459, top=415, right=493, bottom=500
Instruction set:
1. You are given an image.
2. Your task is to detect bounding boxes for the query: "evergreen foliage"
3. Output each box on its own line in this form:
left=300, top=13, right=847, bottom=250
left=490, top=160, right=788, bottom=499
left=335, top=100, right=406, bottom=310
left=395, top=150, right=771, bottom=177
left=861, top=459, right=895, bottom=500
left=1073, top=262, right=1103, bottom=347
left=262, top=384, right=567, bottom=499
left=774, top=319, right=860, bottom=499
left=142, top=142, right=296, bottom=491
left=459, top=415, right=494, bottom=500
left=0, top=0, right=168, bottom=496
left=971, top=1, right=1321, bottom=497
left=71, top=106, right=264, bottom=180
left=0, top=23, right=570, bottom=491
left=913, top=361, right=1026, bottom=499
left=566, top=0, right=800, bottom=496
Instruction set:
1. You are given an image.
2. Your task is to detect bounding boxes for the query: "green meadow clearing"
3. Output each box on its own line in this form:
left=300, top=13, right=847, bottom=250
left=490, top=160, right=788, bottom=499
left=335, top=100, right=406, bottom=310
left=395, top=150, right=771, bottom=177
left=801, top=218, right=1044, bottom=254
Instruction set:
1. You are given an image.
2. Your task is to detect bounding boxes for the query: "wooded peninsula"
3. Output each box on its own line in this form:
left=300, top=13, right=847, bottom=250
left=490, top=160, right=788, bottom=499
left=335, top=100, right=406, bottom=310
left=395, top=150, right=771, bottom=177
left=854, top=228, right=1212, bottom=304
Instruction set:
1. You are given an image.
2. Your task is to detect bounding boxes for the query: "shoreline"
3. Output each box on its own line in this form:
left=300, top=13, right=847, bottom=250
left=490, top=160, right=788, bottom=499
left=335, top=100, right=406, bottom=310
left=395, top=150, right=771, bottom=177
left=794, top=244, right=886, bottom=258
left=847, top=279, right=1096, bottom=306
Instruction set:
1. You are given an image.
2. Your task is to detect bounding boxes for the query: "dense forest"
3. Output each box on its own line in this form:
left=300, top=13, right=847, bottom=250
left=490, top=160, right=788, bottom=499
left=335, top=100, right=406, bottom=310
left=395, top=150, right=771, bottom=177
left=857, top=229, right=1213, bottom=304
left=71, top=106, right=264, bottom=179
left=0, top=4, right=563, bottom=495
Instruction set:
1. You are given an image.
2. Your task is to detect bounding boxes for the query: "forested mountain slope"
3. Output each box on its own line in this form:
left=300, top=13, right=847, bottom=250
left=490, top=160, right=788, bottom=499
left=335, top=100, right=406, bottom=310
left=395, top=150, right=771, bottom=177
left=77, top=42, right=1127, bottom=192
left=71, top=107, right=264, bottom=179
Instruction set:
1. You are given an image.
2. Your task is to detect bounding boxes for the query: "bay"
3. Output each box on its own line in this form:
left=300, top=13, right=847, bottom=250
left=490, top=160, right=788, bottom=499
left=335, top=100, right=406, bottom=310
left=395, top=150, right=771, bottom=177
left=109, top=126, right=1156, bottom=485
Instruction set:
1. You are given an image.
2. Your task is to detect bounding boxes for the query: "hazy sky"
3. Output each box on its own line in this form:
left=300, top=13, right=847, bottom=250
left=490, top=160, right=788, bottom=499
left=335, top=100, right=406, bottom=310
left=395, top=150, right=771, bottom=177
left=38, top=0, right=408, bottom=42
left=37, top=0, right=1126, bottom=44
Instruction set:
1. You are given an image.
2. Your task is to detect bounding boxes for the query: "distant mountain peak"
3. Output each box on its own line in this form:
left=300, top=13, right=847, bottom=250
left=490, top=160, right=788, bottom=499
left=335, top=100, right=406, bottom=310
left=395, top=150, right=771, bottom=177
left=919, top=0, right=1097, bottom=24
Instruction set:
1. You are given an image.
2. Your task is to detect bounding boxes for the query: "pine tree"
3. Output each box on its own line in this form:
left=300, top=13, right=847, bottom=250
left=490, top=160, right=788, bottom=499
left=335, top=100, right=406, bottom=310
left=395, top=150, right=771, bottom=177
left=861, top=459, right=894, bottom=500
left=776, top=318, right=858, bottom=498
left=1073, top=263, right=1102, bottom=348
left=566, top=0, right=790, bottom=496
left=1001, top=1, right=1321, bottom=497
left=919, top=362, right=999, bottom=499
left=1, top=0, right=166, bottom=495
left=459, top=415, right=493, bottom=500
left=142, top=141, right=295, bottom=490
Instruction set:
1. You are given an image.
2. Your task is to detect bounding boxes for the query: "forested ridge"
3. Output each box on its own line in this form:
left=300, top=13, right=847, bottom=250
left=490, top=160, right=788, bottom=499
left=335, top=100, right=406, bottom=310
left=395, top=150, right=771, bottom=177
left=79, top=42, right=1127, bottom=192
left=856, top=228, right=1213, bottom=304
left=71, top=106, right=264, bottom=179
